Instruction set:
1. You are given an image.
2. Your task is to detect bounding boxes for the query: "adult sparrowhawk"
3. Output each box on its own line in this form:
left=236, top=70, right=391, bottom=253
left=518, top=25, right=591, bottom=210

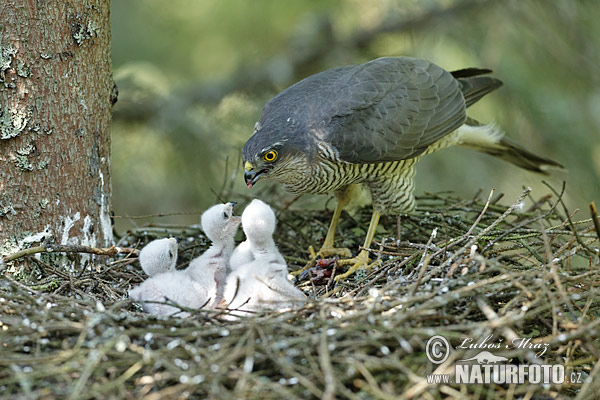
left=242, top=56, right=561, bottom=280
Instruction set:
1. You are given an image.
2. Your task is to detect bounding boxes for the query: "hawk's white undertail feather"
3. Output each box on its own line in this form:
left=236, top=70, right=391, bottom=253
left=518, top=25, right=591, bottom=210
left=456, top=123, right=505, bottom=147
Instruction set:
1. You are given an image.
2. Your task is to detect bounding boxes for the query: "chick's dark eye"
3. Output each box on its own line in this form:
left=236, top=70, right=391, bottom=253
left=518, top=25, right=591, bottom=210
left=263, top=150, right=278, bottom=162
left=168, top=250, right=173, bottom=258
left=223, top=211, right=229, bottom=219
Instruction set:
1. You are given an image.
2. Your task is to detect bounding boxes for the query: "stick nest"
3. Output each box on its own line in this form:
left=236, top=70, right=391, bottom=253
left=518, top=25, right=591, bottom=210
left=1, top=188, right=599, bottom=399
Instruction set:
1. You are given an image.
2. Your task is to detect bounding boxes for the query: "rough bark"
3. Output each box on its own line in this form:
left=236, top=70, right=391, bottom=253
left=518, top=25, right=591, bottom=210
left=0, top=0, right=114, bottom=266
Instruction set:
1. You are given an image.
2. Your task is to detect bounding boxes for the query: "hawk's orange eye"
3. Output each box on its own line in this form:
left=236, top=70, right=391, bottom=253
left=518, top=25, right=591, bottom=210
left=263, top=150, right=278, bottom=162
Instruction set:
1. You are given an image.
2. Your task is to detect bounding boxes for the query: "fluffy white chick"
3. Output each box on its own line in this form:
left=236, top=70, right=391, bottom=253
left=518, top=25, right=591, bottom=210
left=224, top=200, right=305, bottom=317
left=187, top=201, right=241, bottom=307
left=129, top=202, right=240, bottom=317
left=128, top=273, right=211, bottom=318
left=229, top=199, right=285, bottom=270
left=138, top=237, right=178, bottom=276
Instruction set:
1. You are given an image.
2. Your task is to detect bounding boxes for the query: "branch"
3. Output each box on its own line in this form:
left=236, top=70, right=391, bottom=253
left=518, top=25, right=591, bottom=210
left=1, top=245, right=139, bottom=268
left=542, top=181, right=598, bottom=256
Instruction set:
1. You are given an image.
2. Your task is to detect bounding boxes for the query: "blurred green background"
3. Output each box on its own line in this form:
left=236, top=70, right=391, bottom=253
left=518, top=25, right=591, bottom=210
left=110, top=0, right=599, bottom=232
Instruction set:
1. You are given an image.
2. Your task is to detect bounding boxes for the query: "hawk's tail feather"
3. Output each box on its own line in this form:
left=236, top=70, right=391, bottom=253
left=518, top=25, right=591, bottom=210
left=457, top=123, right=564, bottom=175
left=458, top=76, right=503, bottom=108
left=451, top=68, right=493, bottom=78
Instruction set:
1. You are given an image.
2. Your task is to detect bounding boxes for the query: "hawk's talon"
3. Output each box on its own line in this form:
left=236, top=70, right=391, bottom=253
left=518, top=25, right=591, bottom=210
left=317, top=245, right=352, bottom=259
left=334, top=250, right=381, bottom=281
left=308, top=245, right=317, bottom=260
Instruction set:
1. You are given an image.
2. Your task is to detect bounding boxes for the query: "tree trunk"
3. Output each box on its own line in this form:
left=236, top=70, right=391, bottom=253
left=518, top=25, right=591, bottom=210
left=0, top=0, right=114, bottom=267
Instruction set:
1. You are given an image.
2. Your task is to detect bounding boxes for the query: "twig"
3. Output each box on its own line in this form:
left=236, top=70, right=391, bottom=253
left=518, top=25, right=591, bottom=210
left=319, top=330, right=336, bottom=400
left=425, top=187, right=531, bottom=281
left=475, top=296, right=540, bottom=365
left=2, top=245, right=139, bottom=265
left=112, top=211, right=203, bottom=219
left=482, top=188, right=562, bottom=253
left=543, top=181, right=597, bottom=256
left=409, top=228, right=437, bottom=296
left=464, top=188, right=494, bottom=237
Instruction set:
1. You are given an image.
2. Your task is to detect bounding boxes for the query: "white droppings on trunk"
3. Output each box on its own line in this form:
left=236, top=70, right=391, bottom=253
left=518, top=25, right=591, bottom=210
left=0, top=225, right=54, bottom=258
left=79, top=215, right=96, bottom=268
left=81, top=215, right=96, bottom=247
left=98, top=170, right=114, bottom=246
left=61, top=212, right=81, bottom=245
left=18, top=226, right=53, bottom=248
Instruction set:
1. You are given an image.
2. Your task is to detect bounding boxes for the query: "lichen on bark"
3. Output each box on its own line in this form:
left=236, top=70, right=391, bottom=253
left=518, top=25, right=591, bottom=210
left=0, top=0, right=114, bottom=267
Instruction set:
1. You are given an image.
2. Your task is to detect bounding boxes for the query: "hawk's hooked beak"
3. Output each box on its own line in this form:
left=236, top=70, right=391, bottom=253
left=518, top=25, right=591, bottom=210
left=244, top=161, right=264, bottom=189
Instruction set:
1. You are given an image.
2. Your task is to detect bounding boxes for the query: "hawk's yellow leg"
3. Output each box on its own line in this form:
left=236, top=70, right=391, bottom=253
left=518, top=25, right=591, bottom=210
left=316, top=191, right=353, bottom=258
left=334, top=210, right=382, bottom=281
left=291, top=189, right=353, bottom=276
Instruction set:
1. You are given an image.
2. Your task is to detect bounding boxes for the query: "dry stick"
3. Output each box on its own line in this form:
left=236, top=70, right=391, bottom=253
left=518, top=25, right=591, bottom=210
left=539, top=214, right=578, bottom=321
left=233, top=326, right=256, bottom=396
left=439, top=386, right=471, bottom=400
left=2, top=245, right=139, bottom=265
left=95, top=361, right=144, bottom=397
left=409, top=228, right=438, bottom=296
left=543, top=181, right=598, bottom=256
left=423, top=187, right=531, bottom=282
left=2, top=274, right=42, bottom=295
left=464, top=188, right=495, bottom=237
left=409, top=255, right=431, bottom=298
left=353, top=361, right=396, bottom=400
left=255, top=325, right=324, bottom=399
left=576, top=357, right=600, bottom=400
left=579, top=292, right=595, bottom=323
left=491, top=191, right=505, bottom=205
left=352, top=253, right=420, bottom=298
left=482, top=189, right=563, bottom=253
left=475, top=296, right=540, bottom=365
left=112, top=211, right=202, bottom=219
left=318, top=330, right=336, bottom=400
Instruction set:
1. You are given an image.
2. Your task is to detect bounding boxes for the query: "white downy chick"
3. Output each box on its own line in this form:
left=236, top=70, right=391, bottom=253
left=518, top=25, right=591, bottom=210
left=138, top=238, right=178, bottom=276
left=224, top=200, right=305, bottom=317
left=128, top=273, right=212, bottom=318
left=229, top=199, right=285, bottom=270
left=187, top=201, right=241, bottom=307
left=129, top=203, right=240, bottom=317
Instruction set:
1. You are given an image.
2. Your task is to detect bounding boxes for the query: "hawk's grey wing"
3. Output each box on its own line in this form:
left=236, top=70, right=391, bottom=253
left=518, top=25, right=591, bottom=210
left=320, top=57, right=467, bottom=163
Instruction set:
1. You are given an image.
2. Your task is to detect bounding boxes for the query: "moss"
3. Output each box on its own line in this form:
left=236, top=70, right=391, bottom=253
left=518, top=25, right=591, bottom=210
left=29, top=279, right=60, bottom=291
